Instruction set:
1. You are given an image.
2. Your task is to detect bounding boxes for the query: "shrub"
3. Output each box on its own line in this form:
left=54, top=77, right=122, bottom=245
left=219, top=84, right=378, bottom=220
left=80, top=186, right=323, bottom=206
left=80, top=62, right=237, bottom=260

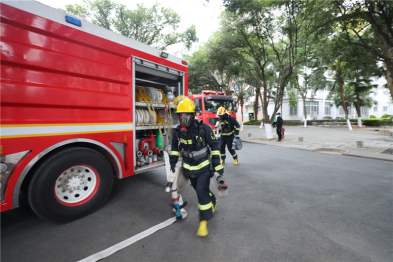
left=243, top=120, right=262, bottom=125
left=363, top=119, right=382, bottom=126
left=381, top=114, right=392, bottom=119
left=243, top=120, right=254, bottom=125
left=370, top=115, right=376, bottom=118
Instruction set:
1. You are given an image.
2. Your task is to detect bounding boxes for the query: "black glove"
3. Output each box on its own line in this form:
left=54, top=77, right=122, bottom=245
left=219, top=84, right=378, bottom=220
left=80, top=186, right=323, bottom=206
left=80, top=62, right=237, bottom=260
left=170, top=164, right=175, bottom=173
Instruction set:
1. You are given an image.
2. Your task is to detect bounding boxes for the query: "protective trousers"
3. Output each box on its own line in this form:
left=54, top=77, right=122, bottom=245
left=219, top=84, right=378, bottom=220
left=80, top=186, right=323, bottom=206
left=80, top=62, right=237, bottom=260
left=277, top=128, right=282, bottom=140
left=190, top=170, right=216, bottom=221
left=220, top=135, right=237, bottom=161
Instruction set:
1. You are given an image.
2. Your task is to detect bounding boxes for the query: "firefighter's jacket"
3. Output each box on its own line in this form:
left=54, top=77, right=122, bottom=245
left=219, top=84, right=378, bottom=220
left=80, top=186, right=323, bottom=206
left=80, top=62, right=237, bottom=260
left=170, top=120, right=223, bottom=178
left=219, top=115, right=240, bottom=137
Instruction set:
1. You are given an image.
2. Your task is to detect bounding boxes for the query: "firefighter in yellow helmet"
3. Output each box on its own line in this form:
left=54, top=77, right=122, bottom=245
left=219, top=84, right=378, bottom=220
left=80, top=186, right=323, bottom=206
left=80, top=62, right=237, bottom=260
left=170, top=97, right=224, bottom=237
left=217, top=106, right=240, bottom=165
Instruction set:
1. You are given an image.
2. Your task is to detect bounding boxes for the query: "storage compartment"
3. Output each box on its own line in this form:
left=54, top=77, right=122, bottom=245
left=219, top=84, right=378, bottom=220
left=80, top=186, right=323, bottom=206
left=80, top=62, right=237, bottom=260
left=133, top=57, right=184, bottom=173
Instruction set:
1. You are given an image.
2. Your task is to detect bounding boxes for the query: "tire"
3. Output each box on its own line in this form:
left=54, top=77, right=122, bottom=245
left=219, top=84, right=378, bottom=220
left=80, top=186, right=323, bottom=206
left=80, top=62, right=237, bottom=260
left=28, top=147, right=114, bottom=223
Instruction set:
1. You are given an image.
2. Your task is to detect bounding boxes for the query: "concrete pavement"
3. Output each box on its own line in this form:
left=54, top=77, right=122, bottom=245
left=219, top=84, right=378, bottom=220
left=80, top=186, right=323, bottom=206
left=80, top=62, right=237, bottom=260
left=238, top=124, right=393, bottom=162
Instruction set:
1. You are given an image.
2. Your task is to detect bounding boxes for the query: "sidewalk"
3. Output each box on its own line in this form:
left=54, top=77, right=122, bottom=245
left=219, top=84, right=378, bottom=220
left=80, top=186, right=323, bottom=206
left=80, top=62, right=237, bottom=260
left=238, top=125, right=393, bottom=162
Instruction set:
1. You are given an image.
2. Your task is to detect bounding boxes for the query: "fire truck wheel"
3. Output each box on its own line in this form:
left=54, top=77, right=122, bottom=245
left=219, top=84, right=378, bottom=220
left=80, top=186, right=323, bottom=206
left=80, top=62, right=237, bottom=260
left=28, top=147, right=114, bottom=223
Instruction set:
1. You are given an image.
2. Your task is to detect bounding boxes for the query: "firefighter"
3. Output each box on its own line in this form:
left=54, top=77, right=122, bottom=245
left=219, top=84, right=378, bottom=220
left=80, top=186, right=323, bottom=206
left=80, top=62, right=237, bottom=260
left=170, top=97, right=223, bottom=237
left=217, top=107, right=240, bottom=165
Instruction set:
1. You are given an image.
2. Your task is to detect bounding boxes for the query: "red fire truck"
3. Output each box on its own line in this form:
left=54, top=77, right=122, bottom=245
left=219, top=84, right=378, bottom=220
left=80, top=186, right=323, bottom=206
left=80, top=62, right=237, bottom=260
left=0, top=1, right=187, bottom=222
left=189, top=90, right=237, bottom=129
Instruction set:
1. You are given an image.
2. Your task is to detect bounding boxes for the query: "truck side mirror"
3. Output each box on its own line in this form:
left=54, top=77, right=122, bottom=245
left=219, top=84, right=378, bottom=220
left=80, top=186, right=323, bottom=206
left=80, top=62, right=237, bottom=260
left=195, top=105, right=202, bottom=114
left=234, top=101, right=238, bottom=113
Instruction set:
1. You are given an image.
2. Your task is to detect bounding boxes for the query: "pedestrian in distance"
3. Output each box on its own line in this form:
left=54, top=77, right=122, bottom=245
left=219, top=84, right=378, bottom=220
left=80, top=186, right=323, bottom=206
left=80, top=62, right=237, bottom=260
left=216, top=107, right=240, bottom=165
left=276, top=112, right=283, bottom=142
left=170, top=97, right=224, bottom=237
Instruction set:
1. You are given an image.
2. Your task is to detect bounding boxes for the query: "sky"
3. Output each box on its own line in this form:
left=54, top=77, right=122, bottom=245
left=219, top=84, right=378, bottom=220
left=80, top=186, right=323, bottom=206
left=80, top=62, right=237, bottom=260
left=36, top=0, right=224, bottom=56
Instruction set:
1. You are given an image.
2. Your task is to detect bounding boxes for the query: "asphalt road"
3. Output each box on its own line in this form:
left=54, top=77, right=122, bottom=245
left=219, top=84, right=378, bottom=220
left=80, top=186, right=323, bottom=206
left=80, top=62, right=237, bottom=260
left=1, top=143, right=392, bottom=262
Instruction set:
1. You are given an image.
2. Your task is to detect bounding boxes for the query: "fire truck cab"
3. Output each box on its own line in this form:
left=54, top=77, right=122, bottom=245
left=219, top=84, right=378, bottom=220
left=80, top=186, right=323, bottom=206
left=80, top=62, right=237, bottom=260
left=189, top=90, right=237, bottom=130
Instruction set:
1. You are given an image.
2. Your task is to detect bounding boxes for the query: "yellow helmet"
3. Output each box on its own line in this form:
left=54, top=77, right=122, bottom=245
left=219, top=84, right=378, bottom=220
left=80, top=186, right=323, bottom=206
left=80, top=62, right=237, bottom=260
left=173, top=96, right=196, bottom=113
left=173, top=96, right=195, bottom=127
left=216, top=106, right=227, bottom=116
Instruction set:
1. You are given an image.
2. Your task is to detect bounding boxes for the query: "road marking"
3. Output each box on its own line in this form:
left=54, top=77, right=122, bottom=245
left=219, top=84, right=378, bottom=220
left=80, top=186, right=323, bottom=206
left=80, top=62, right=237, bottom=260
left=77, top=210, right=187, bottom=262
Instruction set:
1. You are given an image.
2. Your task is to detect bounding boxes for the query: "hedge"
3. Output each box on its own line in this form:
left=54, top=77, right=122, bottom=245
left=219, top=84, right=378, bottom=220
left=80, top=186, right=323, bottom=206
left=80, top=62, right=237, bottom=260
left=242, top=118, right=393, bottom=126
left=362, top=118, right=393, bottom=126
left=243, top=120, right=302, bottom=126
left=323, top=118, right=358, bottom=122
left=243, top=120, right=262, bottom=125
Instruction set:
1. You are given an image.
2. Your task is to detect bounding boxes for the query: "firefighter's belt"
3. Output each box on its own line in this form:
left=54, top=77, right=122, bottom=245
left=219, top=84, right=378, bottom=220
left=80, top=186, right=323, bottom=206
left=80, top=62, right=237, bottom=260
left=182, top=147, right=209, bottom=161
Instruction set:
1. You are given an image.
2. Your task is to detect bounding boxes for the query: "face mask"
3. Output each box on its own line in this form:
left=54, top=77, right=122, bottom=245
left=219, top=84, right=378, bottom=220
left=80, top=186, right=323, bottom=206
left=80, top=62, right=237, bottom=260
left=178, top=113, right=193, bottom=130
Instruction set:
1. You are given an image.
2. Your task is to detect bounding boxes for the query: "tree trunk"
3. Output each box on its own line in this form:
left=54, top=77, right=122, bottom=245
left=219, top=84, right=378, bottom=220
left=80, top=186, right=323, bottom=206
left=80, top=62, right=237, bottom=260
left=355, top=93, right=362, bottom=127
left=240, top=103, right=244, bottom=122
left=386, top=59, right=393, bottom=101
left=302, top=96, right=307, bottom=127
left=337, top=64, right=352, bottom=130
left=254, top=87, right=260, bottom=125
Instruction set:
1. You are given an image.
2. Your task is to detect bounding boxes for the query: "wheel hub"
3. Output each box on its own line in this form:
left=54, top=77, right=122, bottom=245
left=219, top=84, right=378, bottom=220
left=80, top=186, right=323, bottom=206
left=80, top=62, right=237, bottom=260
left=66, top=176, right=84, bottom=190
left=54, top=165, right=98, bottom=205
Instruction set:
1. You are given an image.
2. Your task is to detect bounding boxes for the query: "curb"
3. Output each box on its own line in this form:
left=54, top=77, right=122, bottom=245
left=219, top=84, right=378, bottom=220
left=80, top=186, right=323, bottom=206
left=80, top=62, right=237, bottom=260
left=342, top=153, right=393, bottom=162
left=242, top=139, right=393, bottom=162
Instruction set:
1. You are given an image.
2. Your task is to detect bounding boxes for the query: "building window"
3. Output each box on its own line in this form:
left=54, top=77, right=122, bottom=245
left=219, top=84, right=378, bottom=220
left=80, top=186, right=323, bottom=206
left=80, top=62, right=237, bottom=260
left=374, top=92, right=378, bottom=96
left=258, top=106, right=261, bottom=112
left=305, top=101, right=319, bottom=115
left=347, top=106, right=351, bottom=115
left=325, top=102, right=331, bottom=116
left=339, top=106, right=344, bottom=115
left=383, top=106, right=388, bottom=111
left=374, top=107, right=378, bottom=112
left=290, top=104, right=297, bottom=115
left=360, top=107, right=368, bottom=116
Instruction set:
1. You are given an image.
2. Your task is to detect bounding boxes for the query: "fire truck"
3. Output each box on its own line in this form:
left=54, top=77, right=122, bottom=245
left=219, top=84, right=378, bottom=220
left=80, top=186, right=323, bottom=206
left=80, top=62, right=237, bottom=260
left=0, top=1, right=188, bottom=222
left=189, top=90, right=237, bottom=130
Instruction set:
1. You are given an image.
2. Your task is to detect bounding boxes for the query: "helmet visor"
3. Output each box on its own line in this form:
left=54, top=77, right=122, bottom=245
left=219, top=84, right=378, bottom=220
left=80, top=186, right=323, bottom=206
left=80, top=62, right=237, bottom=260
left=178, top=113, right=193, bottom=127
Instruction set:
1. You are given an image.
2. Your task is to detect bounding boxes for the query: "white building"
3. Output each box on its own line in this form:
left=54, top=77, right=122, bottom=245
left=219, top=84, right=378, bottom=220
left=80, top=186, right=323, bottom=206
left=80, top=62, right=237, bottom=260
left=269, top=77, right=391, bottom=121
left=369, top=77, right=392, bottom=118
left=235, top=77, right=391, bottom=122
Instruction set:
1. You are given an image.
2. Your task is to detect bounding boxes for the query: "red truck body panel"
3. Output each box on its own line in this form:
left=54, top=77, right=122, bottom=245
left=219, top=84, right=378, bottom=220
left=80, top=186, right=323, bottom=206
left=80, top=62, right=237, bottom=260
left=0, top=2, right=187, bottom=212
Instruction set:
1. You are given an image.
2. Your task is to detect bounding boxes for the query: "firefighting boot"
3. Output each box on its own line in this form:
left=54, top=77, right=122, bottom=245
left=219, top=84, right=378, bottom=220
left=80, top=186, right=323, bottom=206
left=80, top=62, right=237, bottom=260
left=197, top=220, right=208, bottom=237
left=234, top=159, right=238, bottom=165
left=221, top=159, right=225, bottom=165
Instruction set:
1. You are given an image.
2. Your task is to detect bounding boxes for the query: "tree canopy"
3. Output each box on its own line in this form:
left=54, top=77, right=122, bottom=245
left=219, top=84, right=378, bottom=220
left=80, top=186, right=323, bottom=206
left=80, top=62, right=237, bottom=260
left=61, top=0, right=198, bottom=50
left=190, top=0, right=391, bottom=126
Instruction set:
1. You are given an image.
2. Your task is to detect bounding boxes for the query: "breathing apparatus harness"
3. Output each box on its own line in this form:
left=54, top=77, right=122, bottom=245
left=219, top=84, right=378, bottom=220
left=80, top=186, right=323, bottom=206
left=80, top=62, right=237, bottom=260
left=220, top=114, right=234, bottom=133
left=175, top=118, right=209, bottom=163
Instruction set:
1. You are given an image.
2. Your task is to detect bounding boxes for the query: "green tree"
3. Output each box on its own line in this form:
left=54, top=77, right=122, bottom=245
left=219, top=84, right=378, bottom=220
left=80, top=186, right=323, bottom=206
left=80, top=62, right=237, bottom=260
left=221, top=0, right=329, bottom=132
left=188, top=32, right=243, bottom=95
left=341, top=47, right=384, bottom=124
left=290, top=62, right=329, bottom=127
left=324, top=31, right=383, bottom=127
left=232, top=80, right=252, bottom=122
left=319, top=0, right=393, bottom=100
left=61, top=0, right=197, bottom=50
